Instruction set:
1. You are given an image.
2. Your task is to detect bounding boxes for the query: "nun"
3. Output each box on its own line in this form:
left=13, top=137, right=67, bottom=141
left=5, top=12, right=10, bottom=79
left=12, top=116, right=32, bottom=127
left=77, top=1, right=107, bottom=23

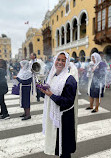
left=86, top=52, right=107, bottom=112
left=13, top=60, right=32, bottom=120
left=39, top=52, right=77, bottom=158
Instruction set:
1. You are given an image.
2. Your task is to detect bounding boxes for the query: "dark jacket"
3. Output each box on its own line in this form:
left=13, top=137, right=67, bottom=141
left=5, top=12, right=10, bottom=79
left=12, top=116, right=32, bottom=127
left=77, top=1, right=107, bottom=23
left=0, top=68, right=8, bottom=95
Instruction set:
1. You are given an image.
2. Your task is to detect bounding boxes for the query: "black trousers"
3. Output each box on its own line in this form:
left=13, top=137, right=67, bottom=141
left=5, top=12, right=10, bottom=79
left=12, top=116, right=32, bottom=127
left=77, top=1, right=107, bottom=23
left=55, top=129, right=71, bottom=158
left=36, top=89, right=41, bottom=100
left=60, top=153, right=71, bottom=158
left=36, top=89, right=45, bottom=99
left=0, top=95, right=8, bottom=115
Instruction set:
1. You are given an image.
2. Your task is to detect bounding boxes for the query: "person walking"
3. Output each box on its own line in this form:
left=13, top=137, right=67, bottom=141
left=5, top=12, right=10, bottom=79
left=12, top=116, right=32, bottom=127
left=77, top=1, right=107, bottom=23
left=29, top=53, right=46, bottom=102
left=13, top=60, right=32, bottom=120
left=0, top=59, right=10, bottom=119
left=86, top=52, right=107, bottom=112
left=69, top=57, right=78, bottom=82
left=44, top=56, right=53, bottom=81
left=39, top=52, right=77, bottom=158
left=75, top=57, right=82, bottom=95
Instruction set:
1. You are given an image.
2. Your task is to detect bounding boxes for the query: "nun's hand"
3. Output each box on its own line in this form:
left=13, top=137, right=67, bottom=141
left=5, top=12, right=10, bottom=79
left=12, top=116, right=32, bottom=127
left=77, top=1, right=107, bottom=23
left=13, top=76, right=17, bottom=79
left=39, top=88, right=53, bottom=97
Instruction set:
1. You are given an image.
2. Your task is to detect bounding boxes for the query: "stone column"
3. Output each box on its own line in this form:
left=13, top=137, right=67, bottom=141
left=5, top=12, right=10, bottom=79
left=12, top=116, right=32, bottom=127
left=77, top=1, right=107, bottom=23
left=60, top=33, right=62, bottom=46
left=65, top=31, right=67, bottom=45
left=70, top=27, right=73, bottom=43
left=55, top=35, right=58, bottom=47
left=77, top=23, right=80, bottom=40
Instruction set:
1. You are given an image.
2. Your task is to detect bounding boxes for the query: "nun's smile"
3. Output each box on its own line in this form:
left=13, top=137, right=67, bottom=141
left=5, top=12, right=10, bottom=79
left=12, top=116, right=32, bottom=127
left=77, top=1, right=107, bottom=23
left=55, top=54, right=66, bottom=74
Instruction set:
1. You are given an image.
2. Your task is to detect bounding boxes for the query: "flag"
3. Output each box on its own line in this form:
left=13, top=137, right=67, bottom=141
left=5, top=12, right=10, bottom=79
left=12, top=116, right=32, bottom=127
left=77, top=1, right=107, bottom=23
left=25, top=21, right=29, bottom=24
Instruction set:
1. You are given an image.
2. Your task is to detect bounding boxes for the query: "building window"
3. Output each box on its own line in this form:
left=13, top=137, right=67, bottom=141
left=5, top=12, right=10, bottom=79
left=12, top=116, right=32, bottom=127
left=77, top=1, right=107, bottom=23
left=102, top=9, right=106, bottom=30
left=98, top=0, right=105, bottom=4
left=38, top=50, right=40, bottom=55
left=4, top=49, right=7, bottom=53
left=61, top=11, right=63, bottom=17
left=66, top=23, right=70, bottom=43
left=97, top=11, right=101, bottom=31
left=73, top=0, right=76, bottom=7
left=57, top=15, right=59, bottom=21
left=52, top=19, right=54, bottom=25
left=61, top=27, right=65, bottom=45
left=98, top=0, right=101, bottom=5
left=37, top=38, right=40, bottom=41
left=56, top=30, right=60, bottom=46
left=66, top=3, right=69, bottom=13
left=102, top=0, right=105, bottom=2
left=108, top=6, right=111, bottom=28
left=72, top=19, right=77, bottom=41
left=5, top=54, right=7, bottom=57
left=93, top=18, right=96, bottom=35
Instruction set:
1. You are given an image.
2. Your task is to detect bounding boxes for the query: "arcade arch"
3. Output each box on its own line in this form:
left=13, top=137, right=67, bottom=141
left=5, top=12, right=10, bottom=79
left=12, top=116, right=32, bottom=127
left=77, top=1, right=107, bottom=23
left=72, top=51, right=77, bottom=59
left=79, top=50, right=86, bottom=61
left=56, top=30, right=60, bottom=46
left=29, top=42, right=33, bottom=55
left=80, top=13, right=87, bottom=39
left=72, top=19, right=78, bottom=41
left=90, top=48, right=98, bottom=56
left=103, top=45, right=111, bottom=61
left=61, top=26, right=65, bottom=45
left=24, top=47, right=27, bottom=59
left=66, top=23, right=71, bottom=43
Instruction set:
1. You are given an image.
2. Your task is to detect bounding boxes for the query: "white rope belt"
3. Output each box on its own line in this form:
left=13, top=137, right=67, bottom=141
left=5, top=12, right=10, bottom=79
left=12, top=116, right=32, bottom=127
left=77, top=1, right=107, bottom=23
left=22, top=84, right=31, bottom=87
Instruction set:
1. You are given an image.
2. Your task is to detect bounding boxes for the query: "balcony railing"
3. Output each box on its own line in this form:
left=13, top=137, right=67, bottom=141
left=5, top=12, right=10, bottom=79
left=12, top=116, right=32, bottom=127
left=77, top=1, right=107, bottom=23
left=55, top=36, right=89, bottom=52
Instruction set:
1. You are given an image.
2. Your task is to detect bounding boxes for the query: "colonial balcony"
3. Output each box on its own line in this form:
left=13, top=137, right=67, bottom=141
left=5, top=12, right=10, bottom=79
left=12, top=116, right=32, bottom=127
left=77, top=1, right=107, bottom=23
left=55, top=36, right=89, bottom=52
left=94, top=28, right=111, bottom=45
left=42, top=26, right=52, bottom=56
left=43, top=47, right=52, bottom=56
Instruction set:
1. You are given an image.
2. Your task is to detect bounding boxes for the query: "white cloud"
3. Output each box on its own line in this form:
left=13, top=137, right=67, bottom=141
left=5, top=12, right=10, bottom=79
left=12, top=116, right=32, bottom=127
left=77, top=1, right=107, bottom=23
left=0, top=0, right=58, bottom=58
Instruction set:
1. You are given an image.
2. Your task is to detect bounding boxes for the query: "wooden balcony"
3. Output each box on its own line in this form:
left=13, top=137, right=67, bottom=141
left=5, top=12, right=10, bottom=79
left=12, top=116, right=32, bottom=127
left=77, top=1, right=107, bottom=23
left=94, top=28, right=111, bottom=45
left=42, top=26, right=52, bottom=56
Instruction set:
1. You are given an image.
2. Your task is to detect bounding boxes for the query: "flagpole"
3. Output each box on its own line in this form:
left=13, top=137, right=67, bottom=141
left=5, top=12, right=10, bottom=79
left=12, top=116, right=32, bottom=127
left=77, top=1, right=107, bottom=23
left=24, top=21, right=30, bottom=29
left=27, top=21, right=29, bottom=28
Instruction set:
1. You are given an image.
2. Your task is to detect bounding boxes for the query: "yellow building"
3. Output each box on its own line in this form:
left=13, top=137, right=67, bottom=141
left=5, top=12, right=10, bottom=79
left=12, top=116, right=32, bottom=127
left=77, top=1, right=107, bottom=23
left=22, top=28, right=45, bottom=60
left=42, top=0, right=111, bottom=60
left=0, top=34, right=11, bottom=61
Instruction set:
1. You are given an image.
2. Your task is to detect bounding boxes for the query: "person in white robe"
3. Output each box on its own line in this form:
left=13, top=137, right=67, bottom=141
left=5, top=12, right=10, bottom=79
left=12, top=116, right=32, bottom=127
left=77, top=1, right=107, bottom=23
left=39, top=52, right=77, bottom=158
left=86, top=53, right=107, bottom=113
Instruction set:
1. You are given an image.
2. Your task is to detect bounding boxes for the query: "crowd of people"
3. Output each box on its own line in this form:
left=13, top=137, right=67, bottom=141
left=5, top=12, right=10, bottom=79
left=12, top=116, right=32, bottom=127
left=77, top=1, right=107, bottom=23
left=0, top=51, right=111, bottom=158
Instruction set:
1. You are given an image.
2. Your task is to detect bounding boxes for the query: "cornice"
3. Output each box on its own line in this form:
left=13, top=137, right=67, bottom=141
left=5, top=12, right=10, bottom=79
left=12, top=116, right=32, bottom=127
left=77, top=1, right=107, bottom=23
left=50, top=0, right=65, bottom=17
left=42, top=0, right=65, bottom=25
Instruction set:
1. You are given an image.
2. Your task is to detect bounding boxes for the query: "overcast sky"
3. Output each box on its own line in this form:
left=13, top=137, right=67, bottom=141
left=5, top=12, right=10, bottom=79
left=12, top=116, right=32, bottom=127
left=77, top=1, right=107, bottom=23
left=0, top=0, right=58, bottom=58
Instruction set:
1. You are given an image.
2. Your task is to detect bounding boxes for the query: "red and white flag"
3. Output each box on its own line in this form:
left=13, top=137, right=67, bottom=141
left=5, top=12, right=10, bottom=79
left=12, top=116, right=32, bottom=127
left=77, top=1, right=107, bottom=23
left=25, top=21, right=29, bottom=24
